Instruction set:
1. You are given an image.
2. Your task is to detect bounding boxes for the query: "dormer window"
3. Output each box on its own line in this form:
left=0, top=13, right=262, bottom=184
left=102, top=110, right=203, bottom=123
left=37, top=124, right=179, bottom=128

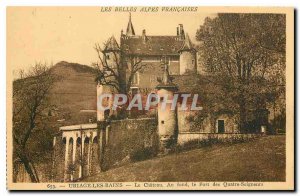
left=106, top=54, right=110, bottom=59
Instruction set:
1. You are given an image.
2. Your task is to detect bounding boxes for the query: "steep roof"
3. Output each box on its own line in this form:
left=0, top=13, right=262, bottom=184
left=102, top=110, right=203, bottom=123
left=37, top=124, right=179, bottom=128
left=178, top=33, right=195, bottom=52
left=121, top=35, right=184, bottom=56
left=103, top=36, right=120, bottom=52
left=126, top=13, right=135, bottom=36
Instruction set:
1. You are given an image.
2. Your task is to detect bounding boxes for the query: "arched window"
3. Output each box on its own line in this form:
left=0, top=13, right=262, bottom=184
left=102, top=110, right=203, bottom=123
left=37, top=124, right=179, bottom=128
left=69, top=138, right=74, bottom=144
left=84, top=137, right=90, bottom=144
left=76, top=137, right=81, bottom=146
left=93, top=137, right=98, bottom=144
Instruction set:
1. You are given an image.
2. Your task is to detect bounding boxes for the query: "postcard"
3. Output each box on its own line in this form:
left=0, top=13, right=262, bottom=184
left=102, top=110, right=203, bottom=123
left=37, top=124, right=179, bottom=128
left=6, top=6, right=294, bottom=190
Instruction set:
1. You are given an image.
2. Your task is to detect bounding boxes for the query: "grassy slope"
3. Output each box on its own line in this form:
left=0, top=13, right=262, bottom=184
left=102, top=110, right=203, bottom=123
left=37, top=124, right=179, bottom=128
left=85, top=136, right=285, bottom=182
left=47, top=61, right=97, bottom=130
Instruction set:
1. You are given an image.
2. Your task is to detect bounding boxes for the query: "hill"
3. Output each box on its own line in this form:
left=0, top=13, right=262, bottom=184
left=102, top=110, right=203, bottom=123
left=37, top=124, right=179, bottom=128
left=47, top=61, right=97, bottom=132
left=85, top=136, right=285, bottom=182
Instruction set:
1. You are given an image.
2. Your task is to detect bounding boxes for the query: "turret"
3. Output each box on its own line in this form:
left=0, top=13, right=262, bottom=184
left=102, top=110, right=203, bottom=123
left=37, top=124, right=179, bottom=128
left=178, top=33, right=197, bottom=75
left=156, top=63, right=178, bottom=153
left=126, top=13, right=135, bottom=36
left=102, top=36, right=121, bottom=70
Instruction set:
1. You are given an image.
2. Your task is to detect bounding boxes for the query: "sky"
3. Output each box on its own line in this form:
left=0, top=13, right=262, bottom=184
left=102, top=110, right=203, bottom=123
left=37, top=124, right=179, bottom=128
left=7, top=7, right=215, bottom=77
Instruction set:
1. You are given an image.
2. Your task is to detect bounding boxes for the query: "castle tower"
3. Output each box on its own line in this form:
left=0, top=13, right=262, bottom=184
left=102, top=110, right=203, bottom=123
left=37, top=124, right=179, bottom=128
left=102, top=36, right=121, bottom=70
left=97, top=84, right=104, bottom=121
left=97, top=36, right=121, bottom=121
left=126, top=13, right=135, bottom=36
left=156, top=63, right=178, bottom=153
left=178, top=33, right=197, bottom=75
left=103, top=35, right=127, bottom=91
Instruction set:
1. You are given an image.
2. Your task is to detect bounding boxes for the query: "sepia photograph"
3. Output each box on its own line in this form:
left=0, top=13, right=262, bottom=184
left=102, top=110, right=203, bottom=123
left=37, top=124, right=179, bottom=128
left=6, top=6, right=294, bottom=190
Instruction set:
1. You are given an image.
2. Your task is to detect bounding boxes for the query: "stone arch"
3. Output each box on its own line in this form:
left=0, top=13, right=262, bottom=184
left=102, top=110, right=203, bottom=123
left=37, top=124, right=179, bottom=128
left=69, top=137, right=74, bottom=144
left=66, top=137, right=74, bottom=180
left=76, top=137, right=81, bottom=146
left=93, top=136, right=98, bottom=144
left=69, top=137, right=74, bottom=160
left=84, top=137, right=90, bottom=144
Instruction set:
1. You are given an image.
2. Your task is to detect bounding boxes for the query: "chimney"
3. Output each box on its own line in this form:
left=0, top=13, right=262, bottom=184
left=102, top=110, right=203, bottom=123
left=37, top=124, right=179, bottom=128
left=177, top=27, right=179, bottom=36
left=142, top=29, right=147, bottom=43
left=179, top=24, right=185, bottom=39
left=179, top=24, right=183, bottom=34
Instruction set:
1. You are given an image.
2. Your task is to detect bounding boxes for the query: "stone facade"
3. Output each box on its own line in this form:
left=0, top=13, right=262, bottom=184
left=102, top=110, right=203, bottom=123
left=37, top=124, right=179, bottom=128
left=101, top=14, right=197, bottom=92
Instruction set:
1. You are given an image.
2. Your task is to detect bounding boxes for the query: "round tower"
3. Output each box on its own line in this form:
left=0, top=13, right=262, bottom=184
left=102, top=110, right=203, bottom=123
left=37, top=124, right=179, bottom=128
left=96, top=83, right=114, bottom=120
left=96, top=83, right=105, bottom=121
left=179, top=33, right=197, bottom=75
left=156, top=64, right=178, bottom=153
left=102, top=36, right=121, bottom=70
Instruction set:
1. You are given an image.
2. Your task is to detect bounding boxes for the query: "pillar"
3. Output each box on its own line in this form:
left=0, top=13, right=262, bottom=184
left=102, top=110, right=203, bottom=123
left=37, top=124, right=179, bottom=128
left=70, top=136, right=77, bottom=181
left=87, top=134, right=92, bottom=175
left=87, top=132, right=93, bottom=175
left=79, top=135, right=85, bottom=178
left=98, top=121, right=107, bottom=171
left=64, top=136, right=69, bottom=181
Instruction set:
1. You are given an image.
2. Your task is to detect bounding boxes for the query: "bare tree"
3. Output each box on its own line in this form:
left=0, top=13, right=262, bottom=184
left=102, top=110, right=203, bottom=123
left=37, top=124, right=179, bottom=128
left=13, top=63, right=57, bottom=182
left=93, top=42, right=147, bottom=95
left=196, top=14, right=286, bottom=132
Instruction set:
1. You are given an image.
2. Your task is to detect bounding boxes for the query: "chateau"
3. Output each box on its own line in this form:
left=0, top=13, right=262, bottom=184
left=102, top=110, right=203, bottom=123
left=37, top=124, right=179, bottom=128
left=102, top=13, right=197, bottom=91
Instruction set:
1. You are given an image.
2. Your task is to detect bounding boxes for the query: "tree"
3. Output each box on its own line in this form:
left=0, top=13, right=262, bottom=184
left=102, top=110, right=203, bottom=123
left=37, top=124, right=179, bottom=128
left=93, top=42, right=147, bottom=95
left=196, top=14, right=286, bottom=132
left=13, top=63, right=57, bottom=182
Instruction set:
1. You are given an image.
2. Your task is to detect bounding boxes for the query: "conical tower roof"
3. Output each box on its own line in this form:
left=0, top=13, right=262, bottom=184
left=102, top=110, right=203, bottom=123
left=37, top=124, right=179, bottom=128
left=126, top=13, right=135, bottom=36
left=178, top=33, right=195, bottom=52
left=103, top=36, right=120, bottom=52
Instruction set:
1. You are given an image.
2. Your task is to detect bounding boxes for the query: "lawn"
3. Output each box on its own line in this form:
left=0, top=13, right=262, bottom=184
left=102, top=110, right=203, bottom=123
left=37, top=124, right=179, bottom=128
left=84, top=135, right=285, bottom=182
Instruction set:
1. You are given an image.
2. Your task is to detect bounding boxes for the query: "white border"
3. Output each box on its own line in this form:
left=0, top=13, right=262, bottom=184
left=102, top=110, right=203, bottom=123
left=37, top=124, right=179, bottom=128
left=1, top=0, right=298, bottom=195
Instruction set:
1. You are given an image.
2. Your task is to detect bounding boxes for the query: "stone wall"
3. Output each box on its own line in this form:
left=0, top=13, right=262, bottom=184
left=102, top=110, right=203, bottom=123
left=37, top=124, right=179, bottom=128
left=177, top=110, right=239, bottom=134
left=101, top=118, right=159, bottom=170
